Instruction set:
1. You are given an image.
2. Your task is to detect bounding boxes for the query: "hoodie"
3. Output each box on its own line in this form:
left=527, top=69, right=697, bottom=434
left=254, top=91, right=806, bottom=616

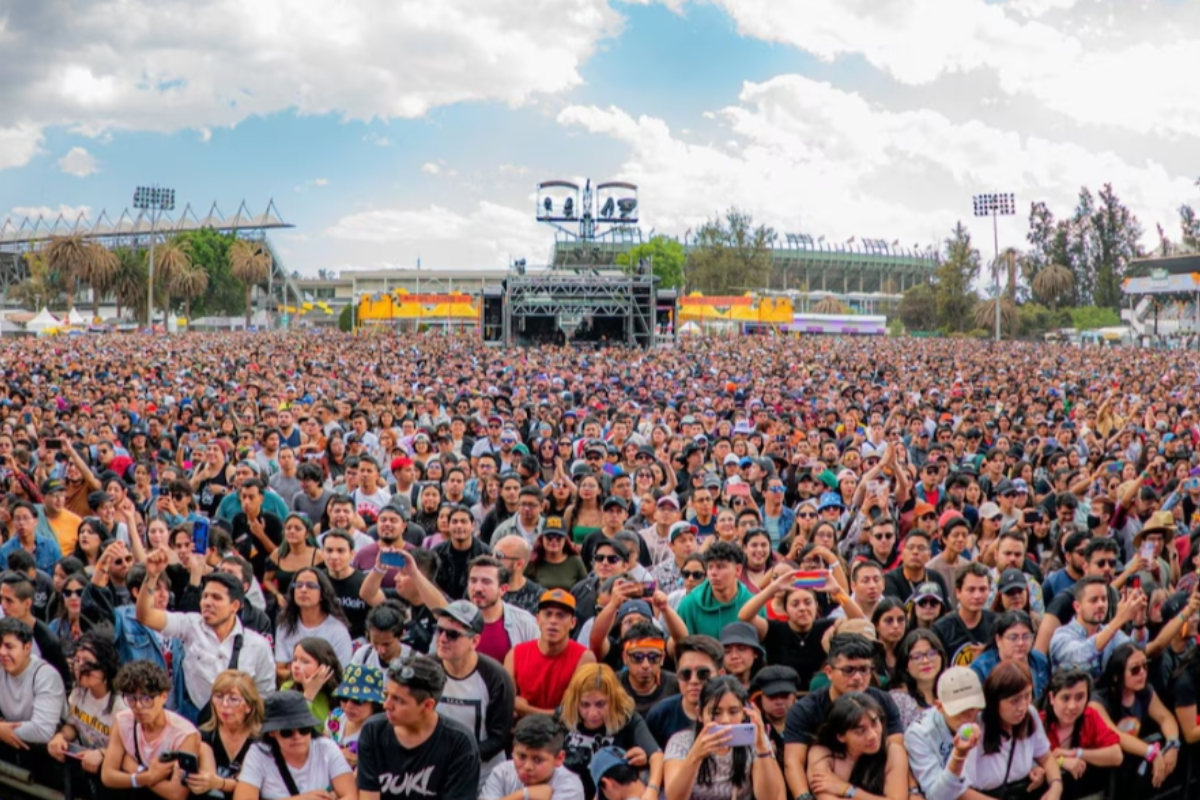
left=675, top=580, right=760, bottom=639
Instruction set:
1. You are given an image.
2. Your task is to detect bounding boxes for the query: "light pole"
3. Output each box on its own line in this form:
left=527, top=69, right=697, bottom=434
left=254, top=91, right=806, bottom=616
left=972, top=193, right=1015, bottom=341
left=133, top=186, right=175, bottom=330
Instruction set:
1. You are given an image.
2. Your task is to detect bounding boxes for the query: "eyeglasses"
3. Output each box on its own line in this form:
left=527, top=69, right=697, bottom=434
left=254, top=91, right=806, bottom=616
left=871, top=532, right=895, bottom=541
left=1128, top=663, right=1147, bottom=676
left=122, top=693, right=161, bottom=708
left=594, top=554, right=623, bottom=565
left=212, top=693, right=245, bottom=707
left=798, top=512, right=816, bottom=519
left=678, top=667, right=714, bottom=683
left=1002, top=633, right=1034, bottom=644
left=627, top=652, right=663, bottom=665
left=768, top=487, right=785, bottom=494
left=292, top=581, right=320, bottom=592
left=73, top=659, right=100, bottom=674
left=831, top=665, right=872, bottom=677
left=681, top=570, right=706, bottom=581
left=1092, top=558, right=1116, bottom=568
left=908, top=650, right=940, bottom=664
left=436, top=627, right=467, bottom=641
left=276, top=728, right=312, bottom=738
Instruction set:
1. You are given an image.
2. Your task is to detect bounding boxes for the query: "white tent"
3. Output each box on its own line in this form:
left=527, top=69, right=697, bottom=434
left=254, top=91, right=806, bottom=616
left=67, top=308, right=88, bottom=326
left=25, top=307, right=61, bottom=333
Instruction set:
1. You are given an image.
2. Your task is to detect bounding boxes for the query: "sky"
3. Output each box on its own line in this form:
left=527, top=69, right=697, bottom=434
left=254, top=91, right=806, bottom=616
left=2, top=0, right=1200, bottom=276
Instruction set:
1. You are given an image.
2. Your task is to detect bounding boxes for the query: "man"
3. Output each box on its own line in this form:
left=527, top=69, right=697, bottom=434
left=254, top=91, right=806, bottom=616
left=926, top=516, right=971, bottom=606
left=290, top=462, right=333, bottom=529
left=618, top=621, right=679, bottom=718
left=0, top=499, right=61, bottom=574
left=356, top=657, right=481, bottom=800
left=351, top=506, right=412, bottom=586
left=268, top=446, right=302, bottom=511
left=687, top=486, right=719, bottom=538
left=387, top=456, right=418, bottom=517
left=321, top=529, right=369, bottom=639
left=230, top=478, right=283, bottom=579
left=135, top=547, right=275, bottom=722
left=760, top=477, right=796, bottom=549
left=832, top=560, right=885, bottom=620
left=571, top=539, right=633, bottom=628
left=883, top=530, right=948, bottom=602
left=435, top=505, right=493, bottom=600
left=481, top=714, right=584, bottom=800
left=905, top=667, right=988, bottom=800
left=985, top=530, right=1045, bottom=614
left=783, top=634, right=905, bottom=800
left=0, top=618, right=64, bottom=748
left=1049, top=576, right=1145, bottom=679
left=493, top=535, right=546, bottom=614
left=176, top=553, right=273, bottom=640
left=1042, top=531, right=1091, bottom=604
left=505, top=589, right=596, bottom=717
left=432, top=600, right=517, bottom=787
left=932, top=562, right=997, bottom=667
left=481, top=474, right=521, bottom=545
left=491, top=486, right=544, bottom=547
left=580, top=496, right=635, bottom=571
left=645, top=634, right=724, bottom=747
left=0, top=573, right=70, bottom=687
left=353, top=456, right=392, bottom=525
left=1037, top=538, right=1123, bottom=653
left=360, top=547, right=442, bottom=656
left=40, top=478, right=82, bottom=555
left=651, top=521, right=698, bottom=595
left=215, top=460, right=289, bottom=524
left=591, top=746, right=650, bottom=800
left=675, top=542, right=758, bottom=639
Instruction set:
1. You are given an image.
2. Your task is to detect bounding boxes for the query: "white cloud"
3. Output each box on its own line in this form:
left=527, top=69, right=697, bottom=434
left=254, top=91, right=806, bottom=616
left=0, top=124, right=45, bottom=172
left=57, top=146, right=98, bottom=176
left=557, top=76, right=1200, bottom=256
left=7, top=204, right=93, bottom=223
left=363, top=132, right=393, bottom=147
left=0, top=0, right=623, bottom=172
left=312, top=178, right=328, bottom=187
left=421, top=163, right=441, bottom=175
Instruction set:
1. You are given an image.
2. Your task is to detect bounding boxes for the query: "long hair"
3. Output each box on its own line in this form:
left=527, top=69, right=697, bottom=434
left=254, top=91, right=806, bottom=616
left=870, top=597, right=907, bottom=683
left=558, top=663, right=635, bottom=735
left=983, top=609, right=1035, bottom=655
left=277, top=568, right=350, bottom=636
left=289, top=637, right=343, bottom=696
left=895, top=629, right=946, bottom=708
left=692, top=676, right=752, bottom=790
left=814, top=692, right=888, bottom=794
left=201, top=669, right=266, bottom=736
left=71, top=632, right=120, bottom=715
left=277, top=513, right=318, bottom=560
left=1098, top=642, right=1144, bottom=696
left=1041, top=668, right=1092, bottom=753
left=530, top=527, right=580, bottom=565
left=55, top=572, right=90, bottom=629
left=981, top=661, right=1035, bottom=755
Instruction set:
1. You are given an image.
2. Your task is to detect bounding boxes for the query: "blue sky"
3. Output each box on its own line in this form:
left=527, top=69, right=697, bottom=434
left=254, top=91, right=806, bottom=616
left=2, top=0, right=1200, bottom=274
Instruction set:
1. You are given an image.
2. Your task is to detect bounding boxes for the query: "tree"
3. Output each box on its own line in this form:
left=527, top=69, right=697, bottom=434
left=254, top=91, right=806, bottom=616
left=812, top=297, right=849, bottom=315
left=153, top=238, right=193, bottom=327
left=174, top=228, right=243, bottom=318
left=686, top=208, right=776, bottom=294
left=41, top=234, right=90, bottom=311
left=78, top=243, right=119, bottom=322
left=934, top=222, right=980, bottom=332
left=111, top=247, right=148, bottom=322
left=973, top=298, right=1019, bottom=336
left=1181, top=204, right=1200, bottom=253
left=897, top=284, right=937, bottom=331
left=1031, top=264, right=1074, bottom=312
left=14, top=251, right=65, bottom=311
left=1091, top=183, right=1143, bottom=309
left=229, top=239, right=272, bottom=328
left=170, top=263, right=209, bottom=326
left=1069, top=305, right=1121, bottom=331
left=615, top=236, right=685, bottom=289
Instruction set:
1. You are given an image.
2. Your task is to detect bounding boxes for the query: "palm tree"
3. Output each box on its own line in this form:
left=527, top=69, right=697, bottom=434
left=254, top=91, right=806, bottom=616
left=229, top=239, right=272, bottom=329
left=77, top=243, right=119, bottom=323
left=153, top=237, right=193, bottom=327
left=170, top=263, right=209, bottom=328
left=41, top=234, right=90, bottom=311
left=14, top=251, right=64, bottom=311
left=812, top=297, right=849, bottom=315
left=1032, top=264, right=1074, bottom=311
left=973, top=297, right=1019, bottom=336
left=111, top=247, right=148, bottom=322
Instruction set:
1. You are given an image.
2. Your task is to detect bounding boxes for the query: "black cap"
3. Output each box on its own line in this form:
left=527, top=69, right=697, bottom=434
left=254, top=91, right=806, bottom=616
left=997, top=568, right=1026, bottom=594
left=750, top=665, right=801, bottom=697
left=602, top=496, right=629, bottom=512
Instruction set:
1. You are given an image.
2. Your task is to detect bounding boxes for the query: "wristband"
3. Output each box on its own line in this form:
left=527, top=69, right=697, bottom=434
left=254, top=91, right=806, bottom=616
left=647, top=784, right=660, bottom=793
left=1164, top=739, right=1181, bottom=752
left=130, top=773, right=139, bottom=789
left=798, top=794, right=816, bottom=800
left=843, top=787, right=858, bottom=799
left=1056, top=756, right=1064, bottom=768
left=374, top=565, right=389, bottom=574
left=1146, top=742, right=1161, bottom=762
left=523, top=788, right=531, bottom=800
left=1075, top=747, right=1083, bottom=760
left=1049, top=779, right=1062, bottom=785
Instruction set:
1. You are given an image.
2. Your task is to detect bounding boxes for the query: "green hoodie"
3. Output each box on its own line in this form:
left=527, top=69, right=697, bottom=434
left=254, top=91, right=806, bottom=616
left=676, top=580, right=760, bottom=640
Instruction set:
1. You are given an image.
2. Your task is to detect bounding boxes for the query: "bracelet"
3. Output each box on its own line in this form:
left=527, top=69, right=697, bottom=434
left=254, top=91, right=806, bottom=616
left=1049, top=779, right=1062, bottom=785
left=647, top=784, right=660, bottom=792
left=130, top=773, right=139, bottom=789
left=374, top=565, right=389, bottom=574
left=843, top=787, right=858, bottom=799
left=1056, top=756, right=1064, bottom=768
left=756, top=751, right=773, bottom=759
left=1145, top=742, right=1161, bottom=762
left=1075, top=747, right=1083, bottom=760
left=523, top=788, right=531, bottom=800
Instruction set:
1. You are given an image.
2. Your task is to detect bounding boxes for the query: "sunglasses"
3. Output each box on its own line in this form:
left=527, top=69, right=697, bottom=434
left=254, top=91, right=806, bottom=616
left=436, top=626, right=467, bottom=641
left=678, top=667, right=714, bottom=683
left=594, top=554, right=624, bottom=565
left=276, top=727, right=312, bottom=738
left=292, top=581, right=320, bottom=592
left=917, top=598, right=942, bottom=608
left=542, top=532, right=566, bottom=540
left=1128, top=663, right=1147, bottom=676
left=627, top=652, right=663, bottom=665
left=681, top=570, right=706, bottom=581
left=62, top=588, right=84, bottom=598
left=1092, top=558, right=1116, bottom=568
left=798, top=512, right=816, bottom=519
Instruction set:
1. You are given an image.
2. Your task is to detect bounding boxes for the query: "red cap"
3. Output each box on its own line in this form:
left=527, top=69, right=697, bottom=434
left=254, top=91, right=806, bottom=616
left=391, top=456, right=413, bottom=471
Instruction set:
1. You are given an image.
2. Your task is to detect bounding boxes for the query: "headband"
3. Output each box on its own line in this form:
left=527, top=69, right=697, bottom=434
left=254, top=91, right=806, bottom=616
left=624, top=637, right=666, bottom=652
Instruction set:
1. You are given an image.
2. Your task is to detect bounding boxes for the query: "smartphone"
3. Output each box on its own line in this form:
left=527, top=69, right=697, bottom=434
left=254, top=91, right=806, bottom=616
left=380, top=551, right=407, bottom=569
left=44, top=439, right=62, bottom=451
left=1107, top=463, right=1123, bottom=474
left=793, top=570, right=827, bottom=590
left=160, top=751, right=199, bottom=775
left=714, top=723, right=757, bottom=748
left=728, top=484, right=751, bottom=498
left=640, top=580, right=657, bottom=597
left=192, top=518, right=210, bottom=554
left=1140, top=542, right=1156, bottom=560
left=21, top=413, right=31, bottom=424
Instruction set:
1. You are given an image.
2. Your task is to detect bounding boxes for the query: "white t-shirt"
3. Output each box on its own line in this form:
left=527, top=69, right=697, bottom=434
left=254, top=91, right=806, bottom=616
left=239, top=737, right=352, bottom=800
left=275, top=614, right=355, bottom=666
left=481, top=761, right=585, bottom=800
left=67, top=688, right=128, bottom=750
left=965, top=714, right=1051, bottom=791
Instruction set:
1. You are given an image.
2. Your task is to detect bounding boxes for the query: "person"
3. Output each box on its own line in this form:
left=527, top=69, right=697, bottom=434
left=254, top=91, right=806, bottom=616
left=806, top=692, right=911, bottom=800
left=783, top=634, right=904, bottom=800
left=619, top=621, right=680, bottom=717
left=559, top=663, right=663, bottom=800
left=591, top=746, right=650, bottom=800
left=904, top=667, right=987, bottom=800
left=274, top=566, right=354, bottom=681
left=280, top=637, right=343, bottom=724
left=889, top=629, right=947, bottom=729
left=187, top=669, right=265, bottom=800
left=47, top=633, right=127, bottom=798
left=932, top=562, right=997, bottom=667
left=325, top=664, right=386, bottom=768
left=749, top=664, right=800, bottom=777
left=1049, top=576, right=1144, bottom=679
left=135, top=549, right=275, bottom=723
left=675, top=542, right=759, bottom=639
left=264, top=512, right=323, bottom=604
left=481, top=714, right=586, bottom=800
left=971, top=610, right=1051, bottom=701
left=234, top=690, right=356, bottom=800
left=0, top=616, right=66, bottom=755
left=526, top=519, right=588, bottom=592
left=493, top=534, right=547, bottom=614
left=884, top=529, right=949, bottom=603
left=351, top=600, right=409, bottom=670
left=646, top=635, right=725, bottom=748
left=0, top=498, right=63, bottom=574
left=663, top=675, right=785, bottom=800
left=0, top=570, right=72, bottom=686
left=506, top=589, right=596, bottom=716
left=434, top=504, right=493, bottom=600
left=966, top=661, right=1063, bottom=800
left=319, top=529, right=370, bottom=639
left=719, top=621, right=764, bottom=688
left=355, top=656, right=482, bottom=800
left=431, top=599, right=516, bottom=787
left=1039, top=668, right=1122, bottom=800
left=101, top=660, right=200, bottom=800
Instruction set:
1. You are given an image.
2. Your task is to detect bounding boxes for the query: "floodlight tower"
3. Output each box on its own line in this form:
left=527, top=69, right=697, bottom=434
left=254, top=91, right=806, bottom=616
left=536, top=179, right=640, bottom=267
left=133, top=185, right=176, bottom=328
left=972, top=192, right=1015, bottom=341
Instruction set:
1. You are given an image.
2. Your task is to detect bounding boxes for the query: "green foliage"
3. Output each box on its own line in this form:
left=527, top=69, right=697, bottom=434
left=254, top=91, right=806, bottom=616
left=1017, top=302, right=1071, bottom=338
left=1069, top=305, right=1121, bottom=331
left=338, top=303, right=354, bottom=332
left=934, top=222, right=980, bottom=332
left=615, top=236, right=685, bottom=289
left=174, top=228, right=245, bottom=318
left=897, top=284, right=937, bottom=331
left=886, top=317, right=905, bottom=337
left=686, top=208, right=776, bottom=294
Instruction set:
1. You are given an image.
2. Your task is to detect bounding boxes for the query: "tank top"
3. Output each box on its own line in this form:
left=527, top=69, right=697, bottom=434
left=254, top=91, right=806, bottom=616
left=571, top=525, right=601, bottom=546
left=274, top=548, right=319, bottom=596
left=512, top=639, right=588, bottom=711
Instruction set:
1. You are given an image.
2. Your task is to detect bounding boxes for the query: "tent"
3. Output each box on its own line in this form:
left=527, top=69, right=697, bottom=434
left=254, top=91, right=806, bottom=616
left=66, top=308, right=88, bottom=327
left=25, top=308, right=61, bottom=334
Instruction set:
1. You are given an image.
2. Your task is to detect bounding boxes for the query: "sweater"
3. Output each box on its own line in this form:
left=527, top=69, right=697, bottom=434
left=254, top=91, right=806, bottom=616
left=675, top=581, right=760, bottom=639
left=0, top=654, right=66, bottom=743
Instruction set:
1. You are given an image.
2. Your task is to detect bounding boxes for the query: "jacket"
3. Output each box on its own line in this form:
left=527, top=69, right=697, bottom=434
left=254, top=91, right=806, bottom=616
left=82, top=583, right=184, bottom=709
left=491, top=514, right=543, bottom=547
left=905, top=708, right=971, bottom=800
left=498, top=602, right=540, bottom=648
left=0, top=529, right=63, bottom=574
left=434, top=537, right=493, bottom=601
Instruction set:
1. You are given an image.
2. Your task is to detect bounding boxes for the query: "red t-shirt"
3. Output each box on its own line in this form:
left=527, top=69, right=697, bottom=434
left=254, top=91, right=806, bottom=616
left=477, top=615, right=513, bottom=664
left=1040, top=706, right=1120, bottom=751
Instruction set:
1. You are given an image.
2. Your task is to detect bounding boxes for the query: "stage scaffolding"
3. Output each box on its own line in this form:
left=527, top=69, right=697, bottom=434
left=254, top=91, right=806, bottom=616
left=497, top=270, right=658, bottom=349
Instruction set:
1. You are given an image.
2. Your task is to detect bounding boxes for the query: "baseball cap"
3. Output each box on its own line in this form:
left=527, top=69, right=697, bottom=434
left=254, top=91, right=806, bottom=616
left=938, top=667, right=986, bottom=716
left=602, top=496, right=629, bottom=512
left=590, top=747, right=631, bottom=791
left=750, top=665, right=801, bottom=697
left=723, top=453, right=740, bottom=466
left=656, top=495, right=681, bottom=511
left=617, top=600, right=653, bottom=624
left=669, top=521, right=699, bottom=542
left=913, top=501, right=936, bottom=519
left=390, top=456, right=413, bottom=472
left=997, top=568, right=1026, bottom=594
left=538, top=588, right=577, bottom=615
left=908, top=581, right=946, bottom=607
left=433, top=600, right=484, bottom=635
left=978, top=502, right=1002, bottom=520
left=41, top=478, right=65, bottom=495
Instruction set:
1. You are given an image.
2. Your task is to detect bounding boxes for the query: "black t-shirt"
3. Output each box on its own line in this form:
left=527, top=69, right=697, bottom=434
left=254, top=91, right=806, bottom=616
left=323, top=569, right=368, bottom=639
left=564, top=714, right=659, bottom=800
left=197, top=474, right=231, bottom=518
left=762, top=618, right=836, bottom=688
left=231, top=512, right=284, bottom=580
left=784, top=686, right=903, bottom=745
left=1160, top=646, right=1199, bottom=711
left=357, top=715, right=480, bottom=800
left=883, top=569, right=949, bottom=605
left=1047, top=585, right=1117, bottom=625
left=620, top=669, right=681, bottom=719
left=931, top=610, right=998, bottom=668
left=645, top=694, right=693, bottom=749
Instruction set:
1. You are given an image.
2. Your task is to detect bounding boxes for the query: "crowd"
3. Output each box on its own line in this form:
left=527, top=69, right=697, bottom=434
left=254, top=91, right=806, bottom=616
left=0, top=330, right=1199, bottom=800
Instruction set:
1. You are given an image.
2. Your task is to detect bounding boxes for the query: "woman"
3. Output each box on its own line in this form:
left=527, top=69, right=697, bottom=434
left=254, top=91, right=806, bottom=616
left=1039, top=669, right=1122, bottom=800
left=739, top=528, right=779, bottom=592
left=421, top=502, right=451, bottom=550
left=664, top=676, right=784, bottom=800
left=990, top=568, right=1041, bottom=630
left=905, top=582, right=947, bottom=632
left=970, top=610, right=1051, bottom=702
left=560, top=664, right=663, bottom=800
left=967, top=661, right=1062, bottom=799
left=50, top=571, right=90, bottom=651
left=888, top=630, right=946, bottom=729
left=274, top=568, right=354, bottom=681
left=702, top=508, right=740, bottom=551
left=72, top=516, right=111, bottom=571
left=871, top=598, right=907, bottom=686
left=234, top=690, right=355, bottom=800
left=323, top=431, right=348, bottom=486
left=1091, top=642, right=1181, bottom=789
left=668, top=555, right=708, bottom=609
left=47, top=634, right=127, bottom=798
left=186, top=670, right=265, bottom=800
left=566, top=474, right=604, bottom=546
left=54, top=555, right=87, bottom=593
left=325, top=664, right=385, bottom=767
left=146, top=517, right=172, bottom=553
left=264, top=513, right=323, bottom=604
left=101, top=660, right=200, bottom=800
left=526, top=524, right=588, bottom=591
left=280, top=637, right=344, bottom=724
left=471, top=474, right=501, bottom=527
left=971, top=506, right=1003, bottom=553
left=351, top=601, right=410, bottom=670
left=806, top=692, right=909, bottom=800
left=410, top=483, right=443, bottom=537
